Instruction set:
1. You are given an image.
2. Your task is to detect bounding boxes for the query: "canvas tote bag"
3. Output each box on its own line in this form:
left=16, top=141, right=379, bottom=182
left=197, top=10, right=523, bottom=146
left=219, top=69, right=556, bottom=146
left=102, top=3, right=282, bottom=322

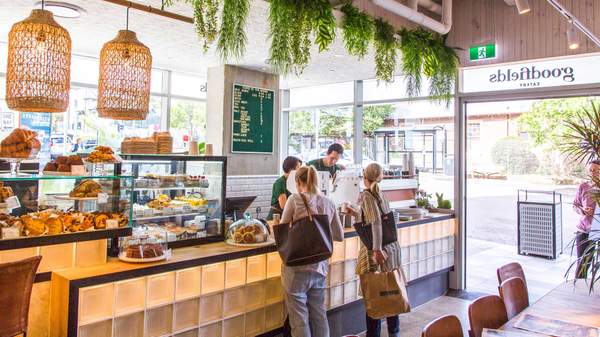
left=273, top=193, right=333, bottom=266
left=359, top=264, right=411, bottom=319
left=353, top=190, right=398, bottom=250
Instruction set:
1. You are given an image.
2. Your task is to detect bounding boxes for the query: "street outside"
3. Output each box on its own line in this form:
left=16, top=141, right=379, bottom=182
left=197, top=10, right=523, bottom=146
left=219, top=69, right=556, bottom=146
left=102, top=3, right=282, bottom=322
left=420, top=173, right=581, bottom=296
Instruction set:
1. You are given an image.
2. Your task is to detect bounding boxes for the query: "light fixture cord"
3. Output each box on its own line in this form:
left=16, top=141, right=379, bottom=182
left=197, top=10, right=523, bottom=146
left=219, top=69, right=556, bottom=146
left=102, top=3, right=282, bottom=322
left=126, top=5, right=130, bottom=30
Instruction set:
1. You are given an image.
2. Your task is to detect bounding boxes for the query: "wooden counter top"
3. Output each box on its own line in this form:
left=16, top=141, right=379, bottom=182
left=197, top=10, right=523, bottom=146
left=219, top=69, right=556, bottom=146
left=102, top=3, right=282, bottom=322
left=53, top=213, right=454, bottom=283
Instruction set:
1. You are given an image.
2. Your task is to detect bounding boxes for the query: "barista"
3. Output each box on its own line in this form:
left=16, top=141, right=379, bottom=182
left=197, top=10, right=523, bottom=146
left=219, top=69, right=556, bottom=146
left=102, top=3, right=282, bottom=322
left=308, top=143, right=345, bottom=178
left=268, top=156, right=302, bottom=220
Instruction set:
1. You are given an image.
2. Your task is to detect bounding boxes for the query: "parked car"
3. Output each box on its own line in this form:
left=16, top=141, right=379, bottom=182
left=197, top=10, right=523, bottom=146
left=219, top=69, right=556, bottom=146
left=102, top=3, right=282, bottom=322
left=50, top=135, right=72, bottom=157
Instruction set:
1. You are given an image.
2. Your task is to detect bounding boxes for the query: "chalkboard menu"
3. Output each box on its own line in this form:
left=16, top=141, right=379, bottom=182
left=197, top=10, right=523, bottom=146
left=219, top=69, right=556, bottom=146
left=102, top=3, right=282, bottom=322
left=231, top=83, right=274, bottom=153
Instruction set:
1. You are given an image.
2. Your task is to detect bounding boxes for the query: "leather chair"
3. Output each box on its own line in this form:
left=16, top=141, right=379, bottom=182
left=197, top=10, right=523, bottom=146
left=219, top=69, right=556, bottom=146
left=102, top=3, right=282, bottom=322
left=468, top=295, right=508, bottom=337
left=0, top=256, right=42, bottom=337
left=422, top=314, right=464, bottom=337
left=499, top=276, right=529, bottom=320
left=496, top=262, right=527, bottom=290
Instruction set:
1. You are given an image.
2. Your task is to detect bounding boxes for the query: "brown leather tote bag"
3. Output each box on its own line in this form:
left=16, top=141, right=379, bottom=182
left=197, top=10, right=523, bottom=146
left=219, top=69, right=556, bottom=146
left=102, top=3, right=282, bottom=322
left=273, top=193, right=333, bottom=267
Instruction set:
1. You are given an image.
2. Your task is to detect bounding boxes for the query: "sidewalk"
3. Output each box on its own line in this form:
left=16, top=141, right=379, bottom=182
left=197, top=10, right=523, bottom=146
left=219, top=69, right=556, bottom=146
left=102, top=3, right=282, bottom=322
left=467, top=238, right=574, bottom=301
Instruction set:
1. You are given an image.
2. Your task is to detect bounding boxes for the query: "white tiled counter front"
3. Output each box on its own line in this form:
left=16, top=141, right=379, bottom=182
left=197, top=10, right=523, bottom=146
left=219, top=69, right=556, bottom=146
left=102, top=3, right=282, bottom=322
left=50, top=214, right=455, bottom=337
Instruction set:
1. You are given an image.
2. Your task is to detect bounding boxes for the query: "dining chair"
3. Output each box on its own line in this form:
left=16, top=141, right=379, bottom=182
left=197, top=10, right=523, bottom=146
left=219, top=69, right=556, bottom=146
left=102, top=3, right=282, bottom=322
left=422, top=314, right=464, bottom=337
left=499, top=276, right=529, bottom=320
left=468, top=295, right=509, bottom=337
left=496, top=262, right=527, bottom=290
left=0, top=256, right=42, bottom=337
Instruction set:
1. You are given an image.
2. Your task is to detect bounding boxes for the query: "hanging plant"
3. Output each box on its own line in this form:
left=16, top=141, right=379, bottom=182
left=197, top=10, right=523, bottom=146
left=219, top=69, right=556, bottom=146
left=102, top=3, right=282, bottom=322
left=340, top=2, right=374, bottom=59
left=193, top=0, right=219, bottom=52
left=373, top=18, right=397, bottom=83
left=399, top=27, right=459, bottom=105
left=427, top=34, right=459, bottom=104
left=217, top=0, right=249, bottom=60
left=268, top=0, right=336, bottom=75
left=313, top=0, right=337, bottom=52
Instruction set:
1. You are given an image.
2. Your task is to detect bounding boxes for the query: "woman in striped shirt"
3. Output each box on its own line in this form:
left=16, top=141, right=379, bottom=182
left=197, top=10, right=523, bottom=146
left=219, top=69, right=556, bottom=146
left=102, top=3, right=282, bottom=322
left=348, top=163, right=402, bottom=337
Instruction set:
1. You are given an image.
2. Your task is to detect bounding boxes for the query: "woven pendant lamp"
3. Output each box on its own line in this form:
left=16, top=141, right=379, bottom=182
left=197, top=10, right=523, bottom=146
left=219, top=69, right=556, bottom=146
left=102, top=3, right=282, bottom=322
left=6, top=8, right=72, bottom=112
left=97, top=7, right=152, bottom=121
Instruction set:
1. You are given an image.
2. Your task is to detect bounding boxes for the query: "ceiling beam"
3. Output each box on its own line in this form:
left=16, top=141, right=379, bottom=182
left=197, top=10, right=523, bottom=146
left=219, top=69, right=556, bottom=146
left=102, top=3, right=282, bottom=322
left=101, top=0, right=194, bottom=24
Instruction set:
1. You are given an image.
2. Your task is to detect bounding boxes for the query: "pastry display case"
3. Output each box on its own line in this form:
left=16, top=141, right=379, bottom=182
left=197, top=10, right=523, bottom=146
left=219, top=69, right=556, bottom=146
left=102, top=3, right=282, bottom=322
left=0, top=174, right=134, bottom=250
left=116, top=155, right=226, bottom=248
left=119, top=225, right=169, bottom=262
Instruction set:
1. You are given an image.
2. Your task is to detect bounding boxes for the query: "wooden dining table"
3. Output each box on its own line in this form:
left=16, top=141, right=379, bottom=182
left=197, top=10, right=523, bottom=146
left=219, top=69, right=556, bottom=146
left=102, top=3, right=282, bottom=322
left=500, top=281, right=600, bottom=335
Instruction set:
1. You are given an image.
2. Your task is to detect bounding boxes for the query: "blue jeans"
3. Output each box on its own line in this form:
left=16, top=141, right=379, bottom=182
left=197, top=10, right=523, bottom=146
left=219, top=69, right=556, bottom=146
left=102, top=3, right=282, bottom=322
left=282, top=267, right=329, bottom=337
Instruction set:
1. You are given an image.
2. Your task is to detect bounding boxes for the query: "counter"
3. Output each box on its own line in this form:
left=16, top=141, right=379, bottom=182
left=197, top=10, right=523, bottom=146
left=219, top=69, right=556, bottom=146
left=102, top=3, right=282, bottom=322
left=49, top=213, right=455, bottom=337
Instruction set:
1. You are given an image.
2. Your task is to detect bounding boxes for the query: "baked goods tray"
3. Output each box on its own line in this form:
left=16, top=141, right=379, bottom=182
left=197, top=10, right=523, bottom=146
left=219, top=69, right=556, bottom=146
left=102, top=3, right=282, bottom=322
left=43, top=171, right=86, bottom=176
left=132, top=186, right=208, bottom=192
left=0, top=227, right=132, bottom=250
left=118, top=249, right=172, bottom=263
left=133, top=211, right=208, bottom=221
left=225, top=238, right=275, bottom=248
left=54, top=195, right=100, bottom=201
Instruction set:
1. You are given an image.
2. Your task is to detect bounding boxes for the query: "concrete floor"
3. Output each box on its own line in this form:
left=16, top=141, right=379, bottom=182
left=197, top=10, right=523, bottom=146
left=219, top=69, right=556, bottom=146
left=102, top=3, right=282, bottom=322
left=466, top=238, right=574, bottom=302
left=357, top=296, right=471, bottom=337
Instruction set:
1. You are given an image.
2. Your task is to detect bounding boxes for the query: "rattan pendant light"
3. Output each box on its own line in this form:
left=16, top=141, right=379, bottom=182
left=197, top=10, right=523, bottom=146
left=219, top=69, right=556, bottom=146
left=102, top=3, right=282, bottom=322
left=97, top=7, right=152, bottom=120
left=5, top=1, right=72, bottom=112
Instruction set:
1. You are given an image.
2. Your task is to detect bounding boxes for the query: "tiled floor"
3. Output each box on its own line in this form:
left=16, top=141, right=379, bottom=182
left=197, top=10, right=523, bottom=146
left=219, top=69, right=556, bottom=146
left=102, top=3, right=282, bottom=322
left=358, top=296, right=471, bottom=337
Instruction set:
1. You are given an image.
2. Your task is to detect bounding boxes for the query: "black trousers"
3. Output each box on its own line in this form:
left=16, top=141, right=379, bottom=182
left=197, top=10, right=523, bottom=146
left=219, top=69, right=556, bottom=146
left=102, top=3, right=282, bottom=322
left=576, top=232, right=592, bottom=279
left=366, top=314, right=400, bottom=337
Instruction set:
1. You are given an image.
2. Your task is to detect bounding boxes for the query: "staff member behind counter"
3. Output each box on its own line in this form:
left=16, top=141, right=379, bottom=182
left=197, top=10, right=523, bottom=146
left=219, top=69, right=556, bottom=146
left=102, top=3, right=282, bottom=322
left=268, top=156, right=303, bottom=220
left=307, top=143, right=345, bottom=178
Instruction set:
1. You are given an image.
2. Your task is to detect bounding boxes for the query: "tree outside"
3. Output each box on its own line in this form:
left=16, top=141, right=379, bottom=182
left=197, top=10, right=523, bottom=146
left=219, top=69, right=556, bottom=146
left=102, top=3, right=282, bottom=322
left=517, top=97, right=600, bottom=177
left=169, top=99, right=207, bottom=142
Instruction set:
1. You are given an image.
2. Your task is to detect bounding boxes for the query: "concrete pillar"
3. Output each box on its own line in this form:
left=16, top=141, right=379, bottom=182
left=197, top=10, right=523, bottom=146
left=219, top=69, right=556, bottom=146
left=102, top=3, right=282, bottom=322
left=206, top=65, right=280, bottom=175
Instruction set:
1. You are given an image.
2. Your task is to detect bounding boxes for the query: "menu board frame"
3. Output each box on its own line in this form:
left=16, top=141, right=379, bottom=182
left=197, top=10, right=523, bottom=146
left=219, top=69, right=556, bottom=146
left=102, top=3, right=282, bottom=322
left=230, top=83, right=275, bottom=154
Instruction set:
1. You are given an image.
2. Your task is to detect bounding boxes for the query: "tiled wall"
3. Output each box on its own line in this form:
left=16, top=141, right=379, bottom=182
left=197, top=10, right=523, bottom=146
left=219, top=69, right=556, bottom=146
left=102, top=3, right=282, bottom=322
left=226, top=175, right=278, bottom=219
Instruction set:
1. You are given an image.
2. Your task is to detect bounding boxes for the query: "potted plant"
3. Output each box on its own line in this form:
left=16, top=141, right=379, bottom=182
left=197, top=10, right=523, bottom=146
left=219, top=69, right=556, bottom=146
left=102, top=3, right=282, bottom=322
left=561, top=102, right=600, bottom=291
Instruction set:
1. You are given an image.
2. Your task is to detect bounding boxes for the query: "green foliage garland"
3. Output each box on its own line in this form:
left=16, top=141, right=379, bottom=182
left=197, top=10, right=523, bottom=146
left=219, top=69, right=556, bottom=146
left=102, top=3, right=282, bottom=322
left=340, top=2, right=374, bottom=60
left=192, top=0, right=219, bottom=52
left=268, top=0, right=336, bottom=75
left=373, top=19, right=397, bottom=83
left=218, top=0, right=249, bottom=60
left=399, top=27, right=459, bottom=104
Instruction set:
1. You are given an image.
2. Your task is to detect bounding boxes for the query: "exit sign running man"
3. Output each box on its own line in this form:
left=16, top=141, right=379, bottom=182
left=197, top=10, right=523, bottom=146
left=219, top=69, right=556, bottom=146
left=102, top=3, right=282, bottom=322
left=470, top=44, right=496, bottom=61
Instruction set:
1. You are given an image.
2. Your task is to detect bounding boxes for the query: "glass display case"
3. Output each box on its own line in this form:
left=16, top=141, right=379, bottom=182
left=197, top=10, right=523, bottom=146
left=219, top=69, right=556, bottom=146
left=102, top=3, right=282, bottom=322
left=119, top=225, right=169, bottom=262
left=116, top=155, right=226, bottom=248
left=225, top=213, right=271, bottom=246
left=0, top=174, right=134, bottom=250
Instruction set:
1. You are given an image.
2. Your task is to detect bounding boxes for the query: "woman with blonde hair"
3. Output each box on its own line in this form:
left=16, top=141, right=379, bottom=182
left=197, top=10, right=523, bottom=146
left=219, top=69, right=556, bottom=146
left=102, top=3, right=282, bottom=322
left=279, top=165, right=344, bottom=337
left=348, top=162, right=402, bottom=337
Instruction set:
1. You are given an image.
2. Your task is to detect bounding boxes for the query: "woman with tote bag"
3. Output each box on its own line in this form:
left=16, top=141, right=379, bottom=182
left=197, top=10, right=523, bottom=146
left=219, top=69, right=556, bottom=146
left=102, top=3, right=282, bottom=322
left=347, top=163, right=405, bottom=337
left=277, top=165, right=344, bottom=337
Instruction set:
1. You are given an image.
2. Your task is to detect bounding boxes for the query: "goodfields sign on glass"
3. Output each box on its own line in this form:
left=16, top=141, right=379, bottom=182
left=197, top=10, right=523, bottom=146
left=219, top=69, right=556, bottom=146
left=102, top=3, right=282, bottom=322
left=460, top=53, right=600, bottom=93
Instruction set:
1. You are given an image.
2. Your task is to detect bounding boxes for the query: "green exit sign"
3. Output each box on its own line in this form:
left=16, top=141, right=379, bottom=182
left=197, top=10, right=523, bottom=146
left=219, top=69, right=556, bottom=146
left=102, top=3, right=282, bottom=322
left=469, top=44, right=496, bottom=61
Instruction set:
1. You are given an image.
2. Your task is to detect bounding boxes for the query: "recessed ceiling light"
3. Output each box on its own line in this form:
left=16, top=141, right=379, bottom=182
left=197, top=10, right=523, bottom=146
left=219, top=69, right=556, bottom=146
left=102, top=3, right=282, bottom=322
left=35, top=1, right=86, bottom=18
left=329, top=69, right=335, bottom=72
left=334, top=54, right=344, bottom=58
